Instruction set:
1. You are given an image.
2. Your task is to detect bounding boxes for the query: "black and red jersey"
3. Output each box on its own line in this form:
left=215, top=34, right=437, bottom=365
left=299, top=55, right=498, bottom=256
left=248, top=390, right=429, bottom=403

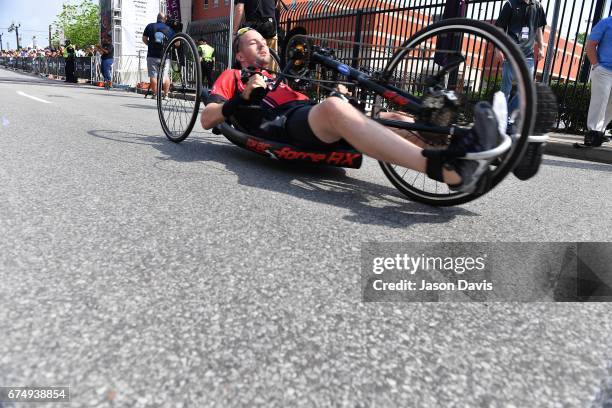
left=209, top=69, right=310, bottom=108
left=208, top=68, right=312, bottom=138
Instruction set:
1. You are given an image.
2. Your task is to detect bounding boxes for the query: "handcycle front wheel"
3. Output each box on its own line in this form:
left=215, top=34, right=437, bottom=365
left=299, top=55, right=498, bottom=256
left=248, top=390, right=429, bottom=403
left=374, top=18, right=535, bottom=206
left=157, top=32, right=202, bottom=143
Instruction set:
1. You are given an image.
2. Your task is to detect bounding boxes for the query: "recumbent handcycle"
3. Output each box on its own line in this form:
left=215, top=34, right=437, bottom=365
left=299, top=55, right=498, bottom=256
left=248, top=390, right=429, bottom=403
left=155, top=18, right=557, bottom=206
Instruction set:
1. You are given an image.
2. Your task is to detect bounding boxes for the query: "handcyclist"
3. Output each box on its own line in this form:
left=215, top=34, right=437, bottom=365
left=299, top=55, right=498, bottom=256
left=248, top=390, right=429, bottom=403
left=200, top=28, right=503, bottom=192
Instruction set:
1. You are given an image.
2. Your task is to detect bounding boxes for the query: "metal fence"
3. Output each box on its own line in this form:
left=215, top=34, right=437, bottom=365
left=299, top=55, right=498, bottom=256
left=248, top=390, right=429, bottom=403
left=189, top=20, right=233, bottom=74
left=0, top=56, right=96, bottom=82
left=188, top=0, right=612, bottom=132
left=0, top=55, right=152, bottom=88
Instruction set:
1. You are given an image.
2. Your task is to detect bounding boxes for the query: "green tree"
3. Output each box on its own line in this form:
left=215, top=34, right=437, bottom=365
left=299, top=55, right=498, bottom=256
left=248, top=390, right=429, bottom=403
left=576, top=32, right=587, bottom=45
left=52, top=0, right=100, bottom=48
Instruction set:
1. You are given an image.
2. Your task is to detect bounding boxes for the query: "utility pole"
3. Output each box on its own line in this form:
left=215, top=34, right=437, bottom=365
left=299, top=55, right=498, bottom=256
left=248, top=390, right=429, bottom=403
left=49, top=25, right=52, bottom=48
left=8, top=23, right=21, bottom=50
left=0, top=33, right=3, bottom=52
left=15, top=24, right=20, bottom=50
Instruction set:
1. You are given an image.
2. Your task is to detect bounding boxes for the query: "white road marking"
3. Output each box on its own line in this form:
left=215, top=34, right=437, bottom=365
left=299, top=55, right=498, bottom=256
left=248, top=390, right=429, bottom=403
left=16, top=91, right=51, bottom=104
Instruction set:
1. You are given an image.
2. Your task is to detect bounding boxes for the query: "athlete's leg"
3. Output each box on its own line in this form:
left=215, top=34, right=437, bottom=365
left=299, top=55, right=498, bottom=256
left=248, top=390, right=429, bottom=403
left=307, top=98, right=462, bottom=185
left=377, top=111, right=423, bottom=145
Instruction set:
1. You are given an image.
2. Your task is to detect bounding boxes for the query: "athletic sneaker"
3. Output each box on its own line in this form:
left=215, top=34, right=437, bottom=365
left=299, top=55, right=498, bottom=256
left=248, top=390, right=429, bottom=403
left=446, top=101, right=501, bottom=193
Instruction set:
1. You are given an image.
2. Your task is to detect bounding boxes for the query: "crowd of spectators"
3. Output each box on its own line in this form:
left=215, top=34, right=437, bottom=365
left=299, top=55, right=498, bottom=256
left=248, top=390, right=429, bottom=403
left=0, top=45, right=99, bottom=59
left=0, top=45, right=107, bottom=85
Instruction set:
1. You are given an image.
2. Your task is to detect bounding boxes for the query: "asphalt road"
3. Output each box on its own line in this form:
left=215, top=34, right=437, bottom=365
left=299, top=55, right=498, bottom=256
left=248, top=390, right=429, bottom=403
left=1, top=68, right=611, bottom=407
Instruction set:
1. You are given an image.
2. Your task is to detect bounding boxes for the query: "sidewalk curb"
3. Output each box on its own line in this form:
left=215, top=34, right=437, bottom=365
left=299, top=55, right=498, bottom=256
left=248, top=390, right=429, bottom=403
left=546, top=134, right=612, bottom=165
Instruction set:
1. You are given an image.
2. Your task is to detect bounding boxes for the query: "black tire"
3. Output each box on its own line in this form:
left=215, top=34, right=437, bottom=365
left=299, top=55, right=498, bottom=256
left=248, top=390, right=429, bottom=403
left=376, top=18, right=536, bottom=206
left=157, top=32, right=202, bottom=143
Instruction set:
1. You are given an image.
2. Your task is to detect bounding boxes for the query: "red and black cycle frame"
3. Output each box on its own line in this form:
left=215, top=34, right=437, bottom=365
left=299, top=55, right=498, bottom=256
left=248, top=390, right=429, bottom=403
left=308, top=51, right=472, bottom=138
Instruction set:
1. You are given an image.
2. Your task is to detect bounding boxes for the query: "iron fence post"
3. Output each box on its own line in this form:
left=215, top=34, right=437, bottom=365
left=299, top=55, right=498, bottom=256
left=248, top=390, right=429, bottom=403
left=352, top=9, right=369, bottom=108
left=542, top=0, right=562, bottom=84
left=352, top=9, right=363, bottom=69
left=592, top=0, right=607, bottom=28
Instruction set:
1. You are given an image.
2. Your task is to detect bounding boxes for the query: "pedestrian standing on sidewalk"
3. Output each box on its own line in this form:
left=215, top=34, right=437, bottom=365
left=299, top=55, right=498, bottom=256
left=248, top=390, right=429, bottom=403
left=495, top=0, right=547, bottom=116
left=585, top=16, right=612, bottom=147
left=97, top=38, right=114, bottom=90
left=494, top=0, right=548, bottom=180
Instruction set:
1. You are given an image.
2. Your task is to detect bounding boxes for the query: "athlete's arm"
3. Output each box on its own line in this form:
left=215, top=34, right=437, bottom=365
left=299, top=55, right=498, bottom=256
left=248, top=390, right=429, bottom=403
left=201, top=74, right=266, bottom=129
left=201, top=103, right=226, bottom=129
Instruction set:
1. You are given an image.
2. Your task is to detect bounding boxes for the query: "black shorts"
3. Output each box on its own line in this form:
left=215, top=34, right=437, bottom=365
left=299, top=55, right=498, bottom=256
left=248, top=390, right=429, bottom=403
left=283, top=105, right=337, bottom=150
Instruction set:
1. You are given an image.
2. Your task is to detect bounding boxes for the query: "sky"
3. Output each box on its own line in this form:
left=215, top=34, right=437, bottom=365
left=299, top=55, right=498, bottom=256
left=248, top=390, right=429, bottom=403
left=1, top=0, right=611, bottom=50
left=0, top=0, right=72, bottom=49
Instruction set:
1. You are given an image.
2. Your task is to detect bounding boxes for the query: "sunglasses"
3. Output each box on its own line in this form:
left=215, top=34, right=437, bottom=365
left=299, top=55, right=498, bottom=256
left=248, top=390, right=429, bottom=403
left=233, top=27, right=256, bottom=52
left=236, top=27, right=255, bottom=37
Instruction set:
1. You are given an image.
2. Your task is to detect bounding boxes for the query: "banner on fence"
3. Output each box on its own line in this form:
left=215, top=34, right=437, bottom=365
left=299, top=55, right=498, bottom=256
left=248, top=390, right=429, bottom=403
left=121, top=0, right=160, bottom=57
left=166, top=0, right=182, bottom=24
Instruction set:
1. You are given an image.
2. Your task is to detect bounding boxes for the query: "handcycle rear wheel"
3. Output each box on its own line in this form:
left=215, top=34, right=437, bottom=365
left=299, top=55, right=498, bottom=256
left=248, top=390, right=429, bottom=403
left=157, top=32, right=202, bottom=143
left=374, top=18, right=535, bottom=206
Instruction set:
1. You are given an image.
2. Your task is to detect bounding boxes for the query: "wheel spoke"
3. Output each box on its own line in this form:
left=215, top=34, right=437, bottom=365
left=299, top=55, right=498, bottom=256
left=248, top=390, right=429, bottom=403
left=158, top=33, right=202, bottom=142
left=373, top=19, right=534, bottom=205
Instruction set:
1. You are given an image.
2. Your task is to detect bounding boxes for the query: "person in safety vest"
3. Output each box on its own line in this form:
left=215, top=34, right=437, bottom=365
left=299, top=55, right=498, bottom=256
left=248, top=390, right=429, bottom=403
left=197, top=38, right=215, bottom=88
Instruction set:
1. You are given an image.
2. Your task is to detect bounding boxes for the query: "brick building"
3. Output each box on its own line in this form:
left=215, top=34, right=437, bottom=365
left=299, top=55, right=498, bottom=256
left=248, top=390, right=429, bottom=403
left=186, top=0, right=584, bottom=85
